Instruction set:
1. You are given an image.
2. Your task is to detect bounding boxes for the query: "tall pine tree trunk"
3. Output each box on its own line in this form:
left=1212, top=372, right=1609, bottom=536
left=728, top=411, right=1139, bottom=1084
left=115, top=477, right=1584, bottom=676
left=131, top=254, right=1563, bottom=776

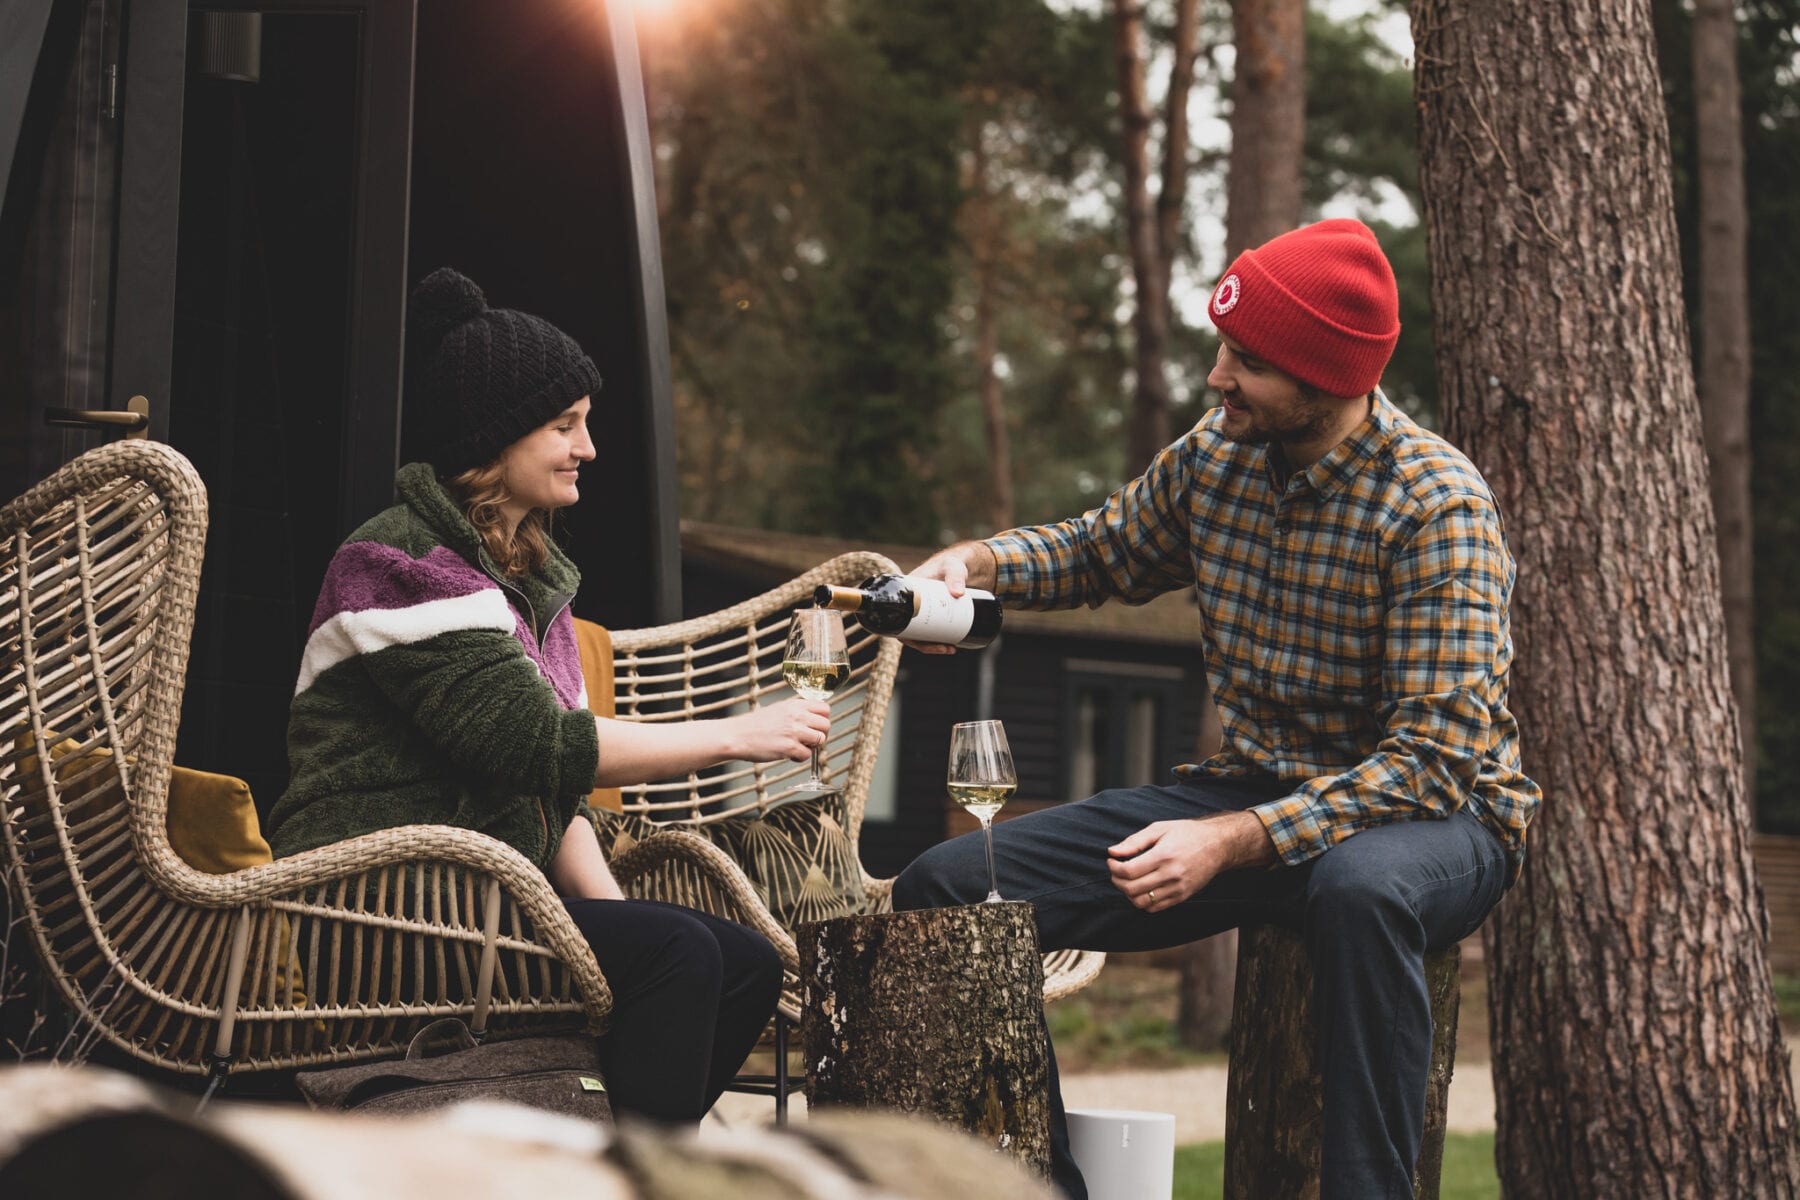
left=967, top=117, right=1014, bottom=533
left=1224, top=0, right=1305, bottom=259
left=1113, top=0, right=1173, bottom=470
left=1411, top=0, right=1799, bottom=1192
left=1114, top=0, right=1198, bottom=470
left=1177, top=0, right=1304, bottom=1054
left=1693, top=0, right=1756, bottom=806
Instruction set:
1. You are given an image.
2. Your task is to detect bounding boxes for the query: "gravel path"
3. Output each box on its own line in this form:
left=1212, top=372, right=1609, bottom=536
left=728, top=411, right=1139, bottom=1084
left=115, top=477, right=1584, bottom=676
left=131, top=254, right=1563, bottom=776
left=715, top=1044, right=1800, bottom=1147
left=711, top=1065, right=1494, bottom=1145
left=1059, top=1062, right=1495, bottom=1145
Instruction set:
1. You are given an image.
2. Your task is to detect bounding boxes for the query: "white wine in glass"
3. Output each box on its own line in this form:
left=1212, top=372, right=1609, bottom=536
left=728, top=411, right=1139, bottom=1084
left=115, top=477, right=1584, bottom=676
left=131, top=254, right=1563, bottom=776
left=947, top=719, right=1017, bottom=903
left=779, top=607, right=849, bottom=796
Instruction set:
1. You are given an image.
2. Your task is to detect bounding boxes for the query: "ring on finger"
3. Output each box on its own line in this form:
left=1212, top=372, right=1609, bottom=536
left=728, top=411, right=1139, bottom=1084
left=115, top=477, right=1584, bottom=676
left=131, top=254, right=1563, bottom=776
left=1147, top=888, right=1158, bottom=903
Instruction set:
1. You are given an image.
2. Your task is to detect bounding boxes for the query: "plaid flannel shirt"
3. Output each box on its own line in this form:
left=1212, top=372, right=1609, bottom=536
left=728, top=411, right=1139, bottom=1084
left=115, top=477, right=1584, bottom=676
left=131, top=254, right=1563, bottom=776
left=987, top=394, right=1540, bottom=882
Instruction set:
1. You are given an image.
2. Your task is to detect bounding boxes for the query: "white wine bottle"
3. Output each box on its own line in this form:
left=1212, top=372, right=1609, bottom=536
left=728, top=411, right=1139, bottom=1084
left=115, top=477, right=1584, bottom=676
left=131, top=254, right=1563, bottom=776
left=813, top=573, right=1003, bottom=649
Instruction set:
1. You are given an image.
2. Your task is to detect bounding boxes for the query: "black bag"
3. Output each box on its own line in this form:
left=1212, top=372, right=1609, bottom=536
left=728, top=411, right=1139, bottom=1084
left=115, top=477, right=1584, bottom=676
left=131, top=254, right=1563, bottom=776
left=295, top=1019, right=611, bottom=1124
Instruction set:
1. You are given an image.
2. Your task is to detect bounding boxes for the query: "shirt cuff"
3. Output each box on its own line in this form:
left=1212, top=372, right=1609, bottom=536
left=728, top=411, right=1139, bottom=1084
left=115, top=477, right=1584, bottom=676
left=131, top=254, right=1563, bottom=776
left=1250, top=793, right=1333, bottom=868
left=984, top=533, right=1038, bottom=603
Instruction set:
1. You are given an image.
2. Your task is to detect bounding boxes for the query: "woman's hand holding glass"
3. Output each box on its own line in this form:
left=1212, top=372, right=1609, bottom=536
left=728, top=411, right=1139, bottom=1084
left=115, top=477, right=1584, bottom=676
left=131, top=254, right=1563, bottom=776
left=727, top=696, right=831, bottom=764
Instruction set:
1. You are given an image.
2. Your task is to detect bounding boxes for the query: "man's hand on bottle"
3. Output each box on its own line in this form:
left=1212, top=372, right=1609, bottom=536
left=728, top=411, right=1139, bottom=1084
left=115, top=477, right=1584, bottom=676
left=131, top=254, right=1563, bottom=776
left=904, top=542, right=997, bottom=655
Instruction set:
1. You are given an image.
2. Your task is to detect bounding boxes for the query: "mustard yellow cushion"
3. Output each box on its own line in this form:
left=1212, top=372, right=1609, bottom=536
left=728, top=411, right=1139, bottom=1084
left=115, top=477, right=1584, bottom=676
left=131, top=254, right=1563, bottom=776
left=573, top=617, right=623, bottom=815
left=166, top=766, right=271, bottom=873
left=17, top=731, right=271, bottom=873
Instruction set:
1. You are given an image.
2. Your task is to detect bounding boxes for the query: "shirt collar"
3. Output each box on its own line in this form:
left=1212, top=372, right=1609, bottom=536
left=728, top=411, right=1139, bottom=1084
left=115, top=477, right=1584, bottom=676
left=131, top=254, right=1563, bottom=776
left=1270, top=391, right=1395, bottom=501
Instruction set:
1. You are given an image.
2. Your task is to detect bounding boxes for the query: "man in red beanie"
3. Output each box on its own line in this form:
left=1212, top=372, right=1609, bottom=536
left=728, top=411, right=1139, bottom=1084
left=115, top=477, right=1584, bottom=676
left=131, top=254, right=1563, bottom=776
left=893, top=218, right=1541, bottom=1199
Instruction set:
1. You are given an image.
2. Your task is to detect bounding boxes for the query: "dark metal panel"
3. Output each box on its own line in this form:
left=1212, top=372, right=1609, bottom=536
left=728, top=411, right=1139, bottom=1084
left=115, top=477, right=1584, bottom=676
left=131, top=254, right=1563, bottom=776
left=107, top=0, right=185, bottom=439
left=0, top=0, right=63, bottom=225
left=599, top=1, right=680, bottom=625
left=407, top=0, right=679, bottom=631
left=339, top=0, right=414, bottom=528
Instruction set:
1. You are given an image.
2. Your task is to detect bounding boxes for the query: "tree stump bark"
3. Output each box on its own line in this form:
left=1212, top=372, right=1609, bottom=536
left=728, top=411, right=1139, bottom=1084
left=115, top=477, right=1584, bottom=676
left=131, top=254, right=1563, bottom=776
left=1223, top=924, right=1460, bottom=1200
left=798, top=903, right=1051, bottom=1175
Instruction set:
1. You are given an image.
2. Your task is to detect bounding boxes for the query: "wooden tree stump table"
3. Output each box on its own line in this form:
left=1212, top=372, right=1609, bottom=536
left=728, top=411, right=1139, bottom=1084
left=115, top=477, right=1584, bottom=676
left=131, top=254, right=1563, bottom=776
left=798, top=902, right=1052, bottom=1176
left=1224, top=924, right=1462, bottom=1200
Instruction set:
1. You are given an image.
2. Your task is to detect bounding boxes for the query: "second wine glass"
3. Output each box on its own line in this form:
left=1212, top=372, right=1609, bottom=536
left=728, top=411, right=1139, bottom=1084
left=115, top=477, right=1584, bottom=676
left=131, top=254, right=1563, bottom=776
left=779, top=607, right=849, bottom=796
left=947, top=719, right=1017, bottom=903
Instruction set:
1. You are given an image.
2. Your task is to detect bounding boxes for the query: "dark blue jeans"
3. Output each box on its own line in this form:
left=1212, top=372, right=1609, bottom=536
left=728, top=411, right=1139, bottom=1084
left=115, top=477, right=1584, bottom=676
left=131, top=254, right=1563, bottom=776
left=892, top=776, right=1508, bottom=1200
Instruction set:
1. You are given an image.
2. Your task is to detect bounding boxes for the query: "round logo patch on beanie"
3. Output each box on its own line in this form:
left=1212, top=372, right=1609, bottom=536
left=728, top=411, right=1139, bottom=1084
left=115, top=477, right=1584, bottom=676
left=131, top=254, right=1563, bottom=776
left=1211, top=273, right=1241, bottom=317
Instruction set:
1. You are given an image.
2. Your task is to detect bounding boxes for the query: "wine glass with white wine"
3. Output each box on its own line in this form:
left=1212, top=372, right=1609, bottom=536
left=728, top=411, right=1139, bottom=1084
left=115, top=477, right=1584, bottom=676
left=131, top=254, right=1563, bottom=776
left=946, top=719, right=1017, bottom=903
left=779, top=607, right=850, bottom=796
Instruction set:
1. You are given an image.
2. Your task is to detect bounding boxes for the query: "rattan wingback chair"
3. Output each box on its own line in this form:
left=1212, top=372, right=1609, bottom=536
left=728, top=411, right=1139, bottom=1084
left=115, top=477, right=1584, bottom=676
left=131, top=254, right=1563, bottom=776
left=0, top=441, right=608, bottom=1092
left=599, top=556, right=1105, bottom=1108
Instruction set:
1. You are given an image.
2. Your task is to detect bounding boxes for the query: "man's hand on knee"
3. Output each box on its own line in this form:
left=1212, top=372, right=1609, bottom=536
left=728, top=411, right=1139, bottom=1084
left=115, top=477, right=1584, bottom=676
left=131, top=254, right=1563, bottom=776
left=1108, top=811, right=1277, bottom=913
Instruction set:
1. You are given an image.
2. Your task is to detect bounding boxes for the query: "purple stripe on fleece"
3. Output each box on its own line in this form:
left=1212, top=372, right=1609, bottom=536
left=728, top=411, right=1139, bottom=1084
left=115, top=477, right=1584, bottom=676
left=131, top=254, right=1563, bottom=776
left=307, top=542, right=495, bottom=638
left=539, top=609, right=585, bottom=709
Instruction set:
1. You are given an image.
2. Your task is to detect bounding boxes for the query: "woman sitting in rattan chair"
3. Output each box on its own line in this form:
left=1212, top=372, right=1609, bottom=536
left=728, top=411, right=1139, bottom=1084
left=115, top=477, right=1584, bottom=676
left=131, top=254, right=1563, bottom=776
left=266, top=268, right=829, bottom=1126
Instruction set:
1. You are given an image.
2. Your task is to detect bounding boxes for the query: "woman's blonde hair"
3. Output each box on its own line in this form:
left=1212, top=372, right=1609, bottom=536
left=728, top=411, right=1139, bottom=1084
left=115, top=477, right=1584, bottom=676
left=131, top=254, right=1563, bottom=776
left=446, top=461, right=549, bottom=579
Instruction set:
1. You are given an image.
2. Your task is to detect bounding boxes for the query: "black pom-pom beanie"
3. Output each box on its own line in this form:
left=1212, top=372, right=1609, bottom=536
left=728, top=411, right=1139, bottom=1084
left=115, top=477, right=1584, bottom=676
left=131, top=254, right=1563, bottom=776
left=406, top=268, right=603, bottom=475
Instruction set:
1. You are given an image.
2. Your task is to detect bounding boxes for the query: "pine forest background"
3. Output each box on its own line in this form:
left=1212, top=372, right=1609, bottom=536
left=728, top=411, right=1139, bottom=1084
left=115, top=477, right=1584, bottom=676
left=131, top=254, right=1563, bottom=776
left=636, top=0, right=1800, bottom=832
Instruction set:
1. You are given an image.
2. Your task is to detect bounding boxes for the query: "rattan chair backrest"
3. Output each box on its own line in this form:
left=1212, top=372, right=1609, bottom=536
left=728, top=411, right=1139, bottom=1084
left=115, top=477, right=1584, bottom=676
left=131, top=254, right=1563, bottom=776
left=608, top=554, right=902, bottom=846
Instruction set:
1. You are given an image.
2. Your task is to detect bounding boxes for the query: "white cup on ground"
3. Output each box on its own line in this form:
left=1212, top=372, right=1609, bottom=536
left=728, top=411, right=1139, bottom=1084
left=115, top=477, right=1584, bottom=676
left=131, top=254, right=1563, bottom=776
left=1065, top=1107, right=1176, bottom=1200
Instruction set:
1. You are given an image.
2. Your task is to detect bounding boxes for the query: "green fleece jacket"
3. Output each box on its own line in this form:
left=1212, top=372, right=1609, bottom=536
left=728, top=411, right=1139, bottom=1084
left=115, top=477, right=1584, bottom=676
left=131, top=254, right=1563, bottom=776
left=268, top=463, right=600, bottom=872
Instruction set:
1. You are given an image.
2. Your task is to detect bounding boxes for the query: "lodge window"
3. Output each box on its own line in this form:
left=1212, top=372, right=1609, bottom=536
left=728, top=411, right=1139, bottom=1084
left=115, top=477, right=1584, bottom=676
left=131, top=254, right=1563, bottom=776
left=1063, top=658, right=1186, bottom=801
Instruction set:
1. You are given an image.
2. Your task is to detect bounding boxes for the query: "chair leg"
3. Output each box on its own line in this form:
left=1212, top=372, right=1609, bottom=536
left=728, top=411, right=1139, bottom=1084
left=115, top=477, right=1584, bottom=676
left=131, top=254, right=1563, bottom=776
left=774, top=1012, right=790, bottom=1127
left=195, top=1054, right=231, bottom=1113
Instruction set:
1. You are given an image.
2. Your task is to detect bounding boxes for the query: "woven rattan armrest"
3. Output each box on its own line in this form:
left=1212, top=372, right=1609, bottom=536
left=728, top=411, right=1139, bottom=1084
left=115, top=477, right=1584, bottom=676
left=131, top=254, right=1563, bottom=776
left=151, top=824, right=611, bottom=1029
left=608, top=827, right=798, bottom=960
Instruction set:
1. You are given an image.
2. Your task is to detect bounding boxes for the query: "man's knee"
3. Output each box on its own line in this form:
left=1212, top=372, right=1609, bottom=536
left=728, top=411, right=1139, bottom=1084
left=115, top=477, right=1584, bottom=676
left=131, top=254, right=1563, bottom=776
left=1303, top=841, right=1416, bottom=940
left=893, top=838, right=982, bottom=911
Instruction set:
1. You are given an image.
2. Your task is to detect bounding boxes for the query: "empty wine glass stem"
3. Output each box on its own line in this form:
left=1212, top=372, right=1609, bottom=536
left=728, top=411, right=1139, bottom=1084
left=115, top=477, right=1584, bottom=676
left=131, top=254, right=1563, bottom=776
left=981, top=818, right=1002, bottom=903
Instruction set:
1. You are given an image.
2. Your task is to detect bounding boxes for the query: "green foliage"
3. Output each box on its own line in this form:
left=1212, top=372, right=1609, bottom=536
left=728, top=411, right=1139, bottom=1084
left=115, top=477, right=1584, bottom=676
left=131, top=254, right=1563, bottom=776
left=649, top=0, right=1467, bottom=541
left=1173, top=1133, right=1500, bottom=1199
left=1651, top=0, right=1800, bottom=830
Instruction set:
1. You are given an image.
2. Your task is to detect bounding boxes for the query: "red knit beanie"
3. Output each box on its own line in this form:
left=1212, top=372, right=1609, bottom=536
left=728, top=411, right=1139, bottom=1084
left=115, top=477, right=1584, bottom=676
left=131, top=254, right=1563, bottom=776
left=1207, top=218, right=1400, bottom=398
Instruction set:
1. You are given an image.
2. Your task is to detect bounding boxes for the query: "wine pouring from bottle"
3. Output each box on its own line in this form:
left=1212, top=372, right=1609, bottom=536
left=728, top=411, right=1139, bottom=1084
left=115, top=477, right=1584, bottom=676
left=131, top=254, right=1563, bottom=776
left=814, top=574, right=1002, bottom=650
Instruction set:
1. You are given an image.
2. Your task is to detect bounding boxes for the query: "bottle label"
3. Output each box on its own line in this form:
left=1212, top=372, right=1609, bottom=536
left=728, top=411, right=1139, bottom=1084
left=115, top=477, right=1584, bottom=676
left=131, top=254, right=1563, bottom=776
left=903, top=577, right=992, bottom=644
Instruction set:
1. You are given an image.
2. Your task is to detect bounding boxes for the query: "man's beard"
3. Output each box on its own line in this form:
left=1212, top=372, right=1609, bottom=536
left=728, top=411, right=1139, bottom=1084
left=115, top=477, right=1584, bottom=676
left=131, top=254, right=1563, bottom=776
left=1217, top=393, right=1338, bottom=448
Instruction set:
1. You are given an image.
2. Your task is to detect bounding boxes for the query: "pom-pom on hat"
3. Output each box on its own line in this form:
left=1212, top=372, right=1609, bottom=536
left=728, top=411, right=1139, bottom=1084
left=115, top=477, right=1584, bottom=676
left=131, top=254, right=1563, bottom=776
left=1207, top=219, right=1400, bottom=399
left=407, top=268, right=603, bottom=475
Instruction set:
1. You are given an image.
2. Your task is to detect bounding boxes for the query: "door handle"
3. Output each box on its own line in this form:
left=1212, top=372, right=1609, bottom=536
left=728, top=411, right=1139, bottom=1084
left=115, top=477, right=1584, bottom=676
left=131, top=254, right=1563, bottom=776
left=45, top=395, right=151, bottom=439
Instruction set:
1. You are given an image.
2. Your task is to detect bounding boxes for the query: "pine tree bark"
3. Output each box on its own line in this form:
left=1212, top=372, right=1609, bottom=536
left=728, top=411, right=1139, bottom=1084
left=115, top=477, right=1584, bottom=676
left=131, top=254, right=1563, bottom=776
left=1692, top=0, right=1756, bottom=805
left=1222, top=926, right=1460, bottom=1199
left=1224, top=0, right=1305, bottom=259
left=968, top=121, right=1014, bottom=532
left=1113, top=0, right=1173, bottom=471
left=1411, top=0, right=1800, bottom=1193
left=1178, top=0, right=1305, bottom=1051
left=799, top=904, right=1052, bottom=1176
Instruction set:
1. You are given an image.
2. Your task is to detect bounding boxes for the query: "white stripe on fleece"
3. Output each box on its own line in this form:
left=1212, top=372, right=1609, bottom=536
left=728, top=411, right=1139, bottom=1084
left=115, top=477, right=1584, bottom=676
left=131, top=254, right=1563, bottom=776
left=295, top=590, right=518, bottom=696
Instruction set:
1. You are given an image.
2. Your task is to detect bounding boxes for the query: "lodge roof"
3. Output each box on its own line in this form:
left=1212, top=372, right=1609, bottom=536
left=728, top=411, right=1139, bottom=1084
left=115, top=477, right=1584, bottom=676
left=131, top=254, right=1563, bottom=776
left=681, top=520, right=1206, bottom=648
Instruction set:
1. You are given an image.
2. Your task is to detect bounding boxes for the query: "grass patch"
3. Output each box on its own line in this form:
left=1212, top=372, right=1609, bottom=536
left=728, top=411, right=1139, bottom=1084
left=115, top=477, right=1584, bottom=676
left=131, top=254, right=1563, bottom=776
left=1773, top=974, right=1800, bottom=1029
left=1046, top=966, right=1218, bottom=1072
left=1173, top=1132, right=1499, bottom=1199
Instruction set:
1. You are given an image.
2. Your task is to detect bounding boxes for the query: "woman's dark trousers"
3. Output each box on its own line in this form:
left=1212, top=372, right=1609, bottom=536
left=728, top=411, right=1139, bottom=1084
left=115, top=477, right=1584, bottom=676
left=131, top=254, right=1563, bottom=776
left=891, top=776, right=1508, bottom=1200
left=562, top=897, right=784, bottom=1126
